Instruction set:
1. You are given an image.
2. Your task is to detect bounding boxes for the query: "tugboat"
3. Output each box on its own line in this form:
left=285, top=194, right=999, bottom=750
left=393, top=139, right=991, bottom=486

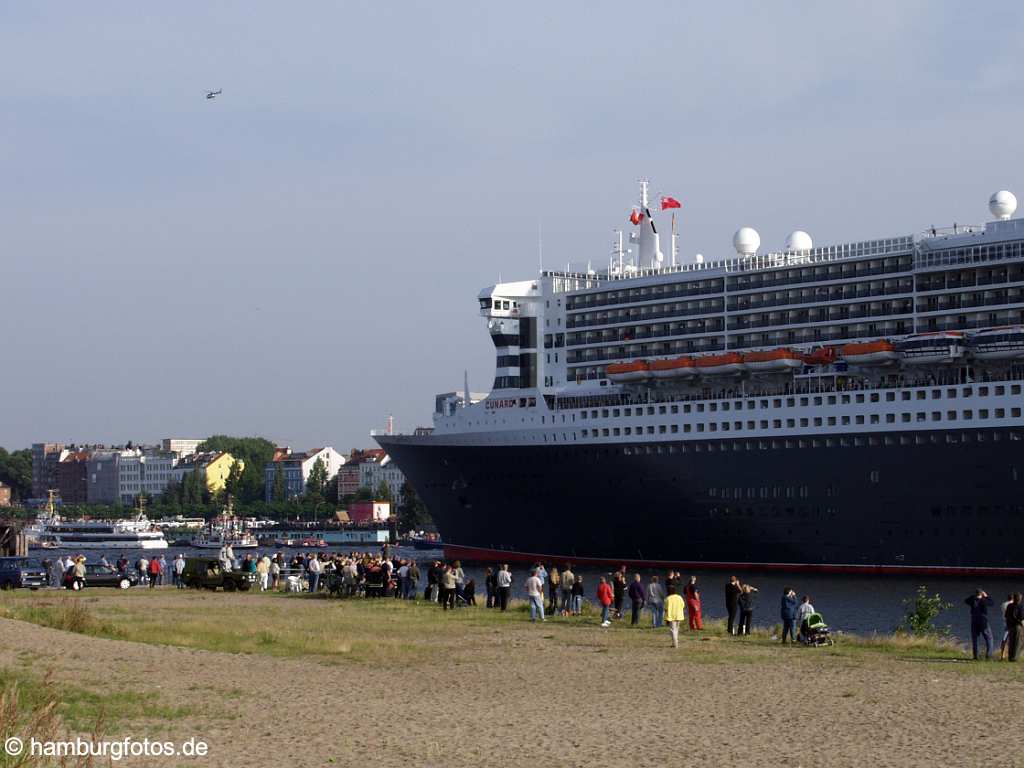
left=190, top=498, right=258, bottom=549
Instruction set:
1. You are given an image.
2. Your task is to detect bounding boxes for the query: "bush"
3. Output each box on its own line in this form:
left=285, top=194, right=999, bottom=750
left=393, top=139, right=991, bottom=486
left=897, top=585, right=953, bottom=636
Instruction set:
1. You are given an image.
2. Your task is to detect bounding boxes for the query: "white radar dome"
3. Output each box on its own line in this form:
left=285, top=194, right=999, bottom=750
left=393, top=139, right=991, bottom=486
left=733, top=227, right=760, bottom=256
left=989, top=190, right=1017, bottom=220
left=785, top=230, right=813, bottom=252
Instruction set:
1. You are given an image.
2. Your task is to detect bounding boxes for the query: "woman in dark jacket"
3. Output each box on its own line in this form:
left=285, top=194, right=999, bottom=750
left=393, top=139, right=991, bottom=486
left=1006, top=593, right=1024, bottom=662
left=613, top=571, right=627, bottom=619
left=737, top=584, right=758, bottom=636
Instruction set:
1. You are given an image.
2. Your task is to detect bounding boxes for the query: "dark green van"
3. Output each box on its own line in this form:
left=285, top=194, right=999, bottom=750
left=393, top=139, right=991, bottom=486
left=180, top=558, right=256, bottom=592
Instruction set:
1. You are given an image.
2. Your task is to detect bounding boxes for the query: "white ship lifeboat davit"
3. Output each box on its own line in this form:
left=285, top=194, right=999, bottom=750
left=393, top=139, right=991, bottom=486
left=606, top=360, right=651, bottom=383
left=897, top=332, right=966, bottom=365
left=841, top=340, right=899, bottom=366
left=649, top=356, right=698, bottom=379
left=694, top=352, right=746, bottom=376
left=742, top=348, right=804, bottom=372
left=969, top=326, right=1024, bottom=361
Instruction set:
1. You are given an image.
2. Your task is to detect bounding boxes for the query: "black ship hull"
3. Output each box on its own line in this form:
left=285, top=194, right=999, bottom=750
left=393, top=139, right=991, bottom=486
left=378, top=428, right=1024, bottom=575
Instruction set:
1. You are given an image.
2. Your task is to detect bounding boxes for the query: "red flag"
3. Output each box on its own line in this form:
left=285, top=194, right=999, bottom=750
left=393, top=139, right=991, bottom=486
left=629, top=208, right=643, bottom=225
left=661, top=196, right=681, bottom=210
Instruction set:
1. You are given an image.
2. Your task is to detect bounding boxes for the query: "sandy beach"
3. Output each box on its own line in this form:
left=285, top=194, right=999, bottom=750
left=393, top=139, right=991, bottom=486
left=1, top=591, right=1022, bottom=768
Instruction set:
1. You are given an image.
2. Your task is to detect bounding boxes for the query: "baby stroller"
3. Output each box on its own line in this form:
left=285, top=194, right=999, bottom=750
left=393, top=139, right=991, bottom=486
left=799, top=612, right=834, bottom=646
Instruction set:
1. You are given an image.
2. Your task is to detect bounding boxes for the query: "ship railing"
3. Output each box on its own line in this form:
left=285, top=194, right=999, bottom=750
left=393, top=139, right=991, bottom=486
left=545, top=237, right=915, bottom=291
left=553, top=366, right=1024, bottom=411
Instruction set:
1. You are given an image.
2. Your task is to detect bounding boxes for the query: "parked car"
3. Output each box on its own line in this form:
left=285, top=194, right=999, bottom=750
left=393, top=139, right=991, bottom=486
left=81, top=563, right=138, bottom=589
left=180, top=558, right=255, bottom=592
left=0, top=557, right=48, bottom=590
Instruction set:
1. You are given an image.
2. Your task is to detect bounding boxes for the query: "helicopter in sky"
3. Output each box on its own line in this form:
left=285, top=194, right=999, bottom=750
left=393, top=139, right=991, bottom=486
left=205, top=89, right=222, bottom=100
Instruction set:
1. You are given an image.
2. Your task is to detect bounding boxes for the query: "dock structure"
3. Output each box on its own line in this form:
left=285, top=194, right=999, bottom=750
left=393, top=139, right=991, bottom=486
left=0, top=524, right=28, bottom=557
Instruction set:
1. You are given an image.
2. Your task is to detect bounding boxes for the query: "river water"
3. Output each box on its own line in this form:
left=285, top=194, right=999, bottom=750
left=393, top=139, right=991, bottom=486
left=39, top=544, right=1021, bottom=642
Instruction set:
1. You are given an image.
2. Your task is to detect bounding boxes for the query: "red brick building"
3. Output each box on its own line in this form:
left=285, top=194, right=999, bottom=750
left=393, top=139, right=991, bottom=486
left=56, top=451, right=91, bottom=504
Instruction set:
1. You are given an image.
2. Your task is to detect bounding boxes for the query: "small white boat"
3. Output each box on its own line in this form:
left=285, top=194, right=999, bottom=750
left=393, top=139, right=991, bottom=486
left=969, top=326, right=1024, bottom=361
left=897, top=332, right=966, bottom=365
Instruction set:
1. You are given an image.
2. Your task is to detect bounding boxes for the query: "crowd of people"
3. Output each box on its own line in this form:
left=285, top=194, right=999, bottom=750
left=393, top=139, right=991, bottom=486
left=34, top=548, right=1024, bottom=661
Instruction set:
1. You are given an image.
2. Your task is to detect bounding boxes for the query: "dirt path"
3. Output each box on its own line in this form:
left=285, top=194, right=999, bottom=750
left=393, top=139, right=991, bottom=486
left=1, top=607, right=1021, bottom=767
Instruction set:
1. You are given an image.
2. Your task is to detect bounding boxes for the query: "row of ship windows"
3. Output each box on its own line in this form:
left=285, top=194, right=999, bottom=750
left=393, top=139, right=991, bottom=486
left=716, top=481, right=1021, bottom=500
left=568, top=383, right=1021, bottom=419
left=579, top=408, right=1022, bottom=437
left=565, top=248, right=1024, bottom=317
left=917, top=264, right=1024, bottom=292
left=569, top=430, right=1022, bottom=450
left=567, top=282, right=916, bottom=328
left=566, top=309, right=1024, bottom=356
left=565, top=255, right=916, bottom=311
left=566, top=261, right=1024, bottom=324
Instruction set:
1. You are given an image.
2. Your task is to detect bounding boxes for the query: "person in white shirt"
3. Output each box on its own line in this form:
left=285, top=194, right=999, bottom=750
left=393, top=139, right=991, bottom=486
left=174, top=554, right=186, bottom=589
left=307, top=556, right=323, bottom=593
left=496, top=564, right=513, bottom=611
left=525, top=569, right=545, bottom=622
left=796, top=595, right=815, bottom=641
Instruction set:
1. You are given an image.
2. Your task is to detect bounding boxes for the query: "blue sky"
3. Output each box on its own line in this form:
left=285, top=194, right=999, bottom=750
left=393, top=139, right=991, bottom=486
left=2, top=2, right=1023, bottom=451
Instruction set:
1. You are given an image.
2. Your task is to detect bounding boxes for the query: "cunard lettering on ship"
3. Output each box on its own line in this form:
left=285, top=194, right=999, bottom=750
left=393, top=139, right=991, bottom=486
left=485, top=399, right=518, bottom=409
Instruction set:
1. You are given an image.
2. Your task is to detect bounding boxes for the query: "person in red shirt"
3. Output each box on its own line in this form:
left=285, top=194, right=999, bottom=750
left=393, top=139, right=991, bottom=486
left=683, top=576, right=703, bottom=630
left=148, top=557, right=161, bottom=589
left=597, top=576, right=614, bottom=627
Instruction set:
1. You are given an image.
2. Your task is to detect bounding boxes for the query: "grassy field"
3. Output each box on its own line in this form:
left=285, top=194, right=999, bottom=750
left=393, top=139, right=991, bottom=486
left=0, top=587, right=1005, bottom=669
left=2, top=588, right=1022, bottom=767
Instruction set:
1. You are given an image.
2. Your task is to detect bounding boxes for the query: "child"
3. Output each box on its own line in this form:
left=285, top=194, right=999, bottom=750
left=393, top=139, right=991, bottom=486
left=664, top=586, right=686, bottom=648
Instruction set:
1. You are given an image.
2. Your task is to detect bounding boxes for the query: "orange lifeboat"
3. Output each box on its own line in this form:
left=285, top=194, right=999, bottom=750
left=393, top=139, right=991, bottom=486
left=694, top=352, right=746, bottom=376
left=649, top=356, right=698, bottom=379
left=742, top=348, right=804, bottom=373
left=803, top=347, right=837, bottom=366
left=841, top=340, right=898, bottom=366
left=605, top=360, right=651, bottom=383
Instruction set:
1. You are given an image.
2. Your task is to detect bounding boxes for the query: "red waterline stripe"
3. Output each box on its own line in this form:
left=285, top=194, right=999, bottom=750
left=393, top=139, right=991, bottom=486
left=441, top=543, right=1024, bottom=577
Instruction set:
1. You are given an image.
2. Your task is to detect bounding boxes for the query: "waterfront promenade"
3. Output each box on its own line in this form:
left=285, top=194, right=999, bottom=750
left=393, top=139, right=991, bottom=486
left=1, top=590, right=1021, bottom=767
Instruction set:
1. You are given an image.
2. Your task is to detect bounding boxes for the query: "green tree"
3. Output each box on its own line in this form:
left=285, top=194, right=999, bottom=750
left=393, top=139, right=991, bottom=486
left=0, top=447, right=33, bottom=501
left=375, top=480, right=392, bottom=502
left=396, top=480, right=433, bottom=535
left=224, top=460, right=244, bottom=501
left=305, top=457, right=328, bottom=502
left=197, top=436, right=277, bottom=504
left=898, top=585, right=954, bottom=636
left=273, top=462, right=285, bottom=502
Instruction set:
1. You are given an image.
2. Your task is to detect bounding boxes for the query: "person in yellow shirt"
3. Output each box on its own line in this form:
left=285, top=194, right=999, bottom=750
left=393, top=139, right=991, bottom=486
left=664, top=585, right=687, bottom=648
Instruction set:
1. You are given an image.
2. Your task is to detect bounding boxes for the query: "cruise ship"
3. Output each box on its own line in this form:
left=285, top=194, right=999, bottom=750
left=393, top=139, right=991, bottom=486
left=376, top=183, right=1024, bottom=575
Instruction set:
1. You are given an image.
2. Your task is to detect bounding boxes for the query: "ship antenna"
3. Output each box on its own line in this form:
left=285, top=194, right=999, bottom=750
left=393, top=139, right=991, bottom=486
left=638, top=178, right=649, bottom=209
left=671, top=212, right=678, bottom=267
left=538, top=220, right=543, bottom=273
